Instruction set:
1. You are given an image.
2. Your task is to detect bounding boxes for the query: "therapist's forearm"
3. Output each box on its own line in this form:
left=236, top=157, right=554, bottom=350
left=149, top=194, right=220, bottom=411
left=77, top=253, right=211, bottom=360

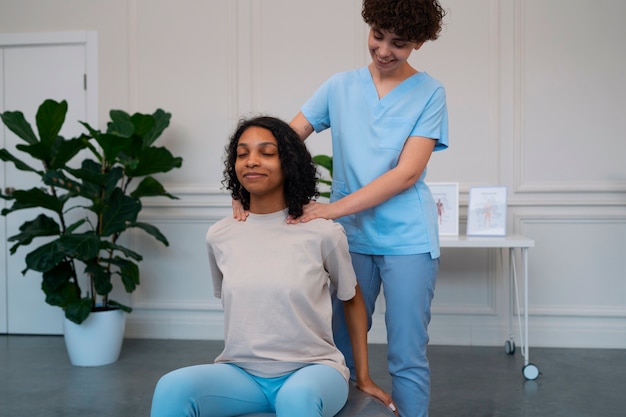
left=328, top=167, right=418, bottom=218
left=289, top=112, right=314, bottom=141
left=327, top=136, right=435, bottom=218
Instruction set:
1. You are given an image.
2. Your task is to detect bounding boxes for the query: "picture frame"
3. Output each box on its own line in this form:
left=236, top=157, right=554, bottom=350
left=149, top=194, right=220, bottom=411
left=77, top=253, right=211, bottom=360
left=467, top=186, right=508, bottom=236
left=427, top=182, right=459, bottom=236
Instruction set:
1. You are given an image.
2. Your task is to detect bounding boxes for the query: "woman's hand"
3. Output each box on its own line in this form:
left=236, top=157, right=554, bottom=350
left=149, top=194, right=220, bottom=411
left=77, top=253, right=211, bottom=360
left=342, top=285, right=398, bottom=415
left=232, top=199, right=249, bottom=221
left=356, top=378, right=398, bottom=416
left=286, top=201, right=336, bottom=224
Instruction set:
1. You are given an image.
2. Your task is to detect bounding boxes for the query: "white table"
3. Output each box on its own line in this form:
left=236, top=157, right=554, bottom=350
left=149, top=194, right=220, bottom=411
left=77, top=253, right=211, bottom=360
left=439, top=235, right=539, bottom=380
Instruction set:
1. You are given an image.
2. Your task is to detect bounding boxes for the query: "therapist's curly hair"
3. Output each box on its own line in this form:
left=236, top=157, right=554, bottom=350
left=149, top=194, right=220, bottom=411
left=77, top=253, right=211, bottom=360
left=223, top=116, right=319, bottom=218
left=362, top=0, right=446, bottom=43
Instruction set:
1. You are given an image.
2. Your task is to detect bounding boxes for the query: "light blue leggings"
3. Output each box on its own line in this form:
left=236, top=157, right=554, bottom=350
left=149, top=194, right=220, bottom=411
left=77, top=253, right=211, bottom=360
left=150, top=363, right=348, bottom=417
left=332, top=253, right=439, bottom=417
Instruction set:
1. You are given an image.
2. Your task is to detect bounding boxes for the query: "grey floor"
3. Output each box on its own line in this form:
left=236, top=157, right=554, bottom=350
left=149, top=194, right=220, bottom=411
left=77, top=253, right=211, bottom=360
left=1, top=336, right=625, bottom=417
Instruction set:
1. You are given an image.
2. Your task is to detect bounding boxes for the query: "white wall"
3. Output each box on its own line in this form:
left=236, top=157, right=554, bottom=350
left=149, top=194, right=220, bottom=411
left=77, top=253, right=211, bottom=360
left=0, top=0, right=625, bottom=348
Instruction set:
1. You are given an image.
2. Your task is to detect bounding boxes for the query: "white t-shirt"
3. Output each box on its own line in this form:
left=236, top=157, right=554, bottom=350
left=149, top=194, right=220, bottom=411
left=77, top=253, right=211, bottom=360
left=206, top=209, right=357, bottom=381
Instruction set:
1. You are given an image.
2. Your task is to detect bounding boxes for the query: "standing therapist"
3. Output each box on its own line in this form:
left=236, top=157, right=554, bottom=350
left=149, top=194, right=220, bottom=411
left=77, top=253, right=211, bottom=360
left=287, top=1, right=449, bottom=416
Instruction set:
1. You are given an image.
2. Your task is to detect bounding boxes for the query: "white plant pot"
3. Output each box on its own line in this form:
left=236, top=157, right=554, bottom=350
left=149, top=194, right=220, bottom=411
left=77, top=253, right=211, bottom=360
left=63, top=308, right=126, bottom=367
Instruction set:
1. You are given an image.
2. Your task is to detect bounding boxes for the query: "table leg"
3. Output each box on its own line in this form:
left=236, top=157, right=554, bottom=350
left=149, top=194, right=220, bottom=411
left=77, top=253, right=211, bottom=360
left=520, top=247, right=540, bottom=380
left=505, top=248, right=516, bottom=355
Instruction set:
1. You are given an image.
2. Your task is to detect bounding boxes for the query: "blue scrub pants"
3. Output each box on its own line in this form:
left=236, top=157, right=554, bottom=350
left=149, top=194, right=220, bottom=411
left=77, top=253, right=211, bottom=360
left=332, top=252, right=438, bottom=417
left=150, top=363, right=348, bottom=417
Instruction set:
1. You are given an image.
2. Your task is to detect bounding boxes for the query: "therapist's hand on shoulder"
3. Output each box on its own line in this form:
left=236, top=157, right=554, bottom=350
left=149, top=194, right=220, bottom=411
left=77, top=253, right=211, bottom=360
left=232, top=199, right=249, bottom=221
left=287, top=201, right=336, bottom=224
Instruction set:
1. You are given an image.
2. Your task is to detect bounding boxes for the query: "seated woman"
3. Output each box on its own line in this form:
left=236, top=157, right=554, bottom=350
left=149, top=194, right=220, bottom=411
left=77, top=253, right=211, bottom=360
left=150, top=116, right=396, bottom=417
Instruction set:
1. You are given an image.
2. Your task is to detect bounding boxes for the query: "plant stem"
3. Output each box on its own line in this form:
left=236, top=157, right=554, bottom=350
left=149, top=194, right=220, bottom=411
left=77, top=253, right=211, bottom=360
left=50, top=182, right=82, bottom=296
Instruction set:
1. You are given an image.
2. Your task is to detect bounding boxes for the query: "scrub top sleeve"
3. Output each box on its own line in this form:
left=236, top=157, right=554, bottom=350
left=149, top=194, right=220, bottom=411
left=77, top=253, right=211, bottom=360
left=301, top=77, right=333, bottom=133
left=411, top=86, right=449, bottom=151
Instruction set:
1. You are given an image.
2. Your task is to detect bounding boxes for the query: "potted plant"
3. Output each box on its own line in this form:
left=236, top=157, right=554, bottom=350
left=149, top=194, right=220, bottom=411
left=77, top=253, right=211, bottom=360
left=0, top=99, right=183, bottom=365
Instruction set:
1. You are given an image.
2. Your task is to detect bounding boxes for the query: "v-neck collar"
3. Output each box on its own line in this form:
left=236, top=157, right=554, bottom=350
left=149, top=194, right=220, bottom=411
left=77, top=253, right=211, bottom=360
left=359, top=66, right=425, bottom=114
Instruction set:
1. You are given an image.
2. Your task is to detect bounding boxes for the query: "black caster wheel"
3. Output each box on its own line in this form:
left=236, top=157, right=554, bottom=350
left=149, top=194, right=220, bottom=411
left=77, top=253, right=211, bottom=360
left=522, top=363, right=540, bottom=380
left=504, top=340, right=516, bottom=355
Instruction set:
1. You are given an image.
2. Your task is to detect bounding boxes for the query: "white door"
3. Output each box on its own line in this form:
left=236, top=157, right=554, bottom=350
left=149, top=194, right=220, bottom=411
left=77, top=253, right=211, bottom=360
left=0, top=32, right=97, bottom=334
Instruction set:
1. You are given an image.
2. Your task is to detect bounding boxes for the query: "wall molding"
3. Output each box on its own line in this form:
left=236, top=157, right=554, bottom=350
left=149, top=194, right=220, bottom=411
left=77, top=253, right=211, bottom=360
left=141, top=184, right=626, bottom=211
left=529, top=306, right=626, bottom=318
left=516, top=182, right=626, bottom=194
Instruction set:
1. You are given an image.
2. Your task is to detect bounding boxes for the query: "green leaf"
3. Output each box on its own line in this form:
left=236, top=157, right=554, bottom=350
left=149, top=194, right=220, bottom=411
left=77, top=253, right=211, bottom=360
left=79, top=120, right=99, bottom=135
left=66, top=161, right=124, bottom=201
left=15, top=142, right=53, bottom=165
left=84, top=261, right=113, bottom=296
left=43, top=170, right=83, bottom=199
left=0, top=110, right=38, bottom=144
left=109, top=109, right=130, bottom=124
left=64, top=298, right=93, bottom=324
left=101, top=188, right=141, bottom=236
left=7, top=214, right=61, bottom=254
left=48, top=135, right=89, bottom=169
left=313, top=154, right=333, bottom=177
left=107, top=109, right=134, bottom=136
left=109, top=258, right=140, bottom=292
left=132, top=221, right=169, bottom=246
left=107, top=299, right=132, bottom=313
left=44, top=280, right=81, bottom=309
left=77, top=123, right=104, bottom=161
left=65, top=218, right=88, bottom=234
left=142, top=109, right=171, bottom=147
left=42, top=261, right=75, bottom=293
left=95, top=133, right=133, bottom=165
left=100, top=240, right=142, bottom=261
left=24, top=232, right=100, bottom=273
left=128, top=113, right=155, bottom=139
left=125, top=146, right=183, bottom=177
left=313, top=155, right=332, bottom=199
left=130, top=176, right=178, bottom=199
left=36, top=99, right=67, bottom=146
left=65, top=159, right=103, bottom=184
left=0, top=149, right=40, bottom=174
left=108, top=120, right=135, bottom=138
left=1, top=188, right=64, bottom=216
left=60, top=232, right=102, bottom=262
left=24, top=239, right=66, bottom=273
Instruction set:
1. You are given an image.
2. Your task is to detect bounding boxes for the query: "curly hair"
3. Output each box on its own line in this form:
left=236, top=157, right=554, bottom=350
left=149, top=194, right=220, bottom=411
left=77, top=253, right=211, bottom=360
left=362, top=0, right=446, bottom=43
left=222, top=116, right=319, bottom=218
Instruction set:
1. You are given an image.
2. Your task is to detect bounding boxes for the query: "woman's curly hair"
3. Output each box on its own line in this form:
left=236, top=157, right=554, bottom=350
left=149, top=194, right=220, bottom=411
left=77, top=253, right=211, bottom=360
left=222, top=116, right=319, bottom=218
left=362, top=0, right=446, bottom=43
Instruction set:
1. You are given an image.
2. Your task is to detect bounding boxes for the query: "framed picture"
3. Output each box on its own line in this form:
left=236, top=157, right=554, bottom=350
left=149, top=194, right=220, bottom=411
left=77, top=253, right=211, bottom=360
left=427, top=182, right=459, bottom=236
left=467, top=186, right=508, bottom=236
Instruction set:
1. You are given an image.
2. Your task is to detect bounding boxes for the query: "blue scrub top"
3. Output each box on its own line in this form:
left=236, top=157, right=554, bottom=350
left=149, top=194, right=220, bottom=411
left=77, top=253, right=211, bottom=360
left=302, top=67, right=448, bottom=257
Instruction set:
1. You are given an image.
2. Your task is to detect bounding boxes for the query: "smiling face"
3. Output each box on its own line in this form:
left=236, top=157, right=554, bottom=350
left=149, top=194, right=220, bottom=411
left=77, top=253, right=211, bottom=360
left=235, top=126, right=286, bottom=213
left=368, top=27, right=422, bottom=76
